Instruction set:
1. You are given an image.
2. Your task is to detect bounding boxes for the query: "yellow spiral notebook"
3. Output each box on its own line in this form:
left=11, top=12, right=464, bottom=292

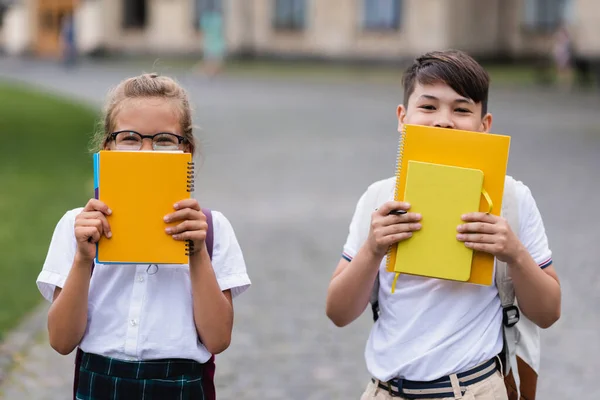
left=393, top=161, right=485, bottom=284
left=93, top=150, right=194, bottom=264
left=386, top=124, right=511, bottom=286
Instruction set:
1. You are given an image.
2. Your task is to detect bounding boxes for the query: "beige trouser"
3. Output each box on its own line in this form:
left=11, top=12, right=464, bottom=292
left=360, top=370, right=508, bottom=400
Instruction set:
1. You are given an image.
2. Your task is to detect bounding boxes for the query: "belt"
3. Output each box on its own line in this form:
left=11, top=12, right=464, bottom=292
left=372, top=358, right=499, bottom=399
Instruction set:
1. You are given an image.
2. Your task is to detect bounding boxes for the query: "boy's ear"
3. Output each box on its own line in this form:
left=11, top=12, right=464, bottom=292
left=396, top=104, right=407, bottom=132
left=480, top=113, right=493, bottom=133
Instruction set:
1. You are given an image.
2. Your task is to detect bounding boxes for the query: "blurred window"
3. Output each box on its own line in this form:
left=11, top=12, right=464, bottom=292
left=523, top=0, right=569, bottom=32
left=0, top=0, right=15, bottom=28
left=194, top=0, right=222, bottom=30
left=363, top=0, right=402, bottom=31
left=123, top=0, right=147, bottom=29
left=273, top=0, right=306, bottom=31
left=0, top=5, right=6, bottom=28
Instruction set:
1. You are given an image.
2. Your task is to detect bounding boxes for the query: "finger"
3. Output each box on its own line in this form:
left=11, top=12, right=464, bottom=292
left=391, top=212, right=422, bottom=223
left=380, top=222, right=422, bottom=236
left=377, top=212, right=422, bottom=227
left=456, top=233, right=496, bottom=244
left=377, top=201, right=411, bottom=216
left=78, top=212, right=112, bottom=238
left=173, top=199, right=201, bottom=211
left=463, top=242, right=496, bottom=253
left=172, top=230, right=207, bottom=242
left=89, top=229, right=101, bottom=244
left=83, top=199, right=112, bottom=215
left=379, top=232, right=414, bottom=246
left=456, top=222, right=497, bottom=234
left=461, top=212, right=497, bottom=223
left=77, top=219, right=103, bottom=234
left=76, top=227, right=101, bottom=244
left=164, top=208, right=205, bottom=223
left=166, top=220, right=207, bottom=235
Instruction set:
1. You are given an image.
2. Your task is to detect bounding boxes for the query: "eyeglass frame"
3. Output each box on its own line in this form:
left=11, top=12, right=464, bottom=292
left=107, top=130, right=189, bottom=150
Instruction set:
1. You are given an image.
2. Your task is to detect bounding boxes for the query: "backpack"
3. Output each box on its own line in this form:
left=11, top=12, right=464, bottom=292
left=73, top=208, right=217, bottom=400
left=369, top=176, right=540, bottom=400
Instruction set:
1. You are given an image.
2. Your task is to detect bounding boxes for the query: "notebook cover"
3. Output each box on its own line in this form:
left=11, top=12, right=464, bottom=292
left=387, top=124, right=511, bottom=285
left=393, top=161, right=483, bottom=281
left=94, top=150, right=192, bottom=264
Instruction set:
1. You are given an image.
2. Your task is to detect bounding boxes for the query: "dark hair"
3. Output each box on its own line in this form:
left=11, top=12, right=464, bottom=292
left=402, top=50, right=490, bottom=115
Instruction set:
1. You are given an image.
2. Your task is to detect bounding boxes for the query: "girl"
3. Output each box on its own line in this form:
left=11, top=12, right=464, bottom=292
left=36, top=73, right=251, bottom=399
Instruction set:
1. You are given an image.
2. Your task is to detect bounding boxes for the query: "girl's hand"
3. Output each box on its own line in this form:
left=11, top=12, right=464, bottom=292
left=74, top=199, right=112, bottom=263
left=456, top=212, right=524, bottom=264
left=366, top=201, right=422, bottom=259
left=164, top=199, right=207, bottom=254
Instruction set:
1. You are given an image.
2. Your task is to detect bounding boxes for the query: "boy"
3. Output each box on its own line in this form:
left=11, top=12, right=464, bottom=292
left=325, top=50, right=561, bottom=400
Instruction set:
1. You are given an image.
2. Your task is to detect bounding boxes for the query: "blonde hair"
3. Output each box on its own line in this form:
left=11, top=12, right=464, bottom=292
left=91, top=73, right=196, bottom=154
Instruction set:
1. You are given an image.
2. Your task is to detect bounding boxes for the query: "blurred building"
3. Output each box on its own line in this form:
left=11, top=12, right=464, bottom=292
left=1, top=0, right=599, bottom=64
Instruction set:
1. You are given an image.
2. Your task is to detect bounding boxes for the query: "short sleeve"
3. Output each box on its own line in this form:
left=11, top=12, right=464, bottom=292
left=36, top=208, right=82, bottom=303
left=211, top=211, right=251, bottom=298
left=342, top=182, right=384, bottom=261
left=516, top=182, right=553, bottom=269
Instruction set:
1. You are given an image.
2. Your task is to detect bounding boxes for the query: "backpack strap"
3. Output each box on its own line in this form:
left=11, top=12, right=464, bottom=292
left=496, top=176, right=520, bottom=326
left=496, top=177, right=521, bottom=389
left=202, top=208, right=214, bottom=260
left=371, top=276, right=380, bottom=322
left=370, top=181, right=393, bottom=322
left=199, top=208, right=216, bottom=400
left=73, top=208, right=216, bottom=400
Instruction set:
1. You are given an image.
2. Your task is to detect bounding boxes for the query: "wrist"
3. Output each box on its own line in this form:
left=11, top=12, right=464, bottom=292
left=189, top=242, right=209, bottom=266
left=361, top=243, right=386, bottom=265
left=507, top=244, right=529, bottom=269
left=74, top=252, right=94, bottom=269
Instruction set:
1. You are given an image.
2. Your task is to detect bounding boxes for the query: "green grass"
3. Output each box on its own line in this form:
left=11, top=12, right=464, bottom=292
left=0, top=82, right=99, bottom=339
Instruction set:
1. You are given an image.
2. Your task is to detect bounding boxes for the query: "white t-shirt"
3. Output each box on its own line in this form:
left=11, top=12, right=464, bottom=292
left=342, top=176, right=552, bottom=382
left=37, top=207, right=251, bottom=364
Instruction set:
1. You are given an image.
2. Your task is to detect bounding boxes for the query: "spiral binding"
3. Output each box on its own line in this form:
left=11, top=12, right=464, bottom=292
left=385, top=125, right=407, bottom=272
left=185, top=160, right=196, bottom=257
left=185, top=240, right=194, bottom=256
left=187, top=161, right=195, bottom=193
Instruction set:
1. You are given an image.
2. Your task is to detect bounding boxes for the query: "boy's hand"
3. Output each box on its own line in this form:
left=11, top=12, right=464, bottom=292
left=164, top=199, right=207, bottom=254
left=457, top=213, right=524, bottom=263
left=74, top=199, right=112, bottom=263
left=366, top=201, right=422, bottom=259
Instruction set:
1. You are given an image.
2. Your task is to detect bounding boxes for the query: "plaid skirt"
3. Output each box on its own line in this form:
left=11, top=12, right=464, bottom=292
left=75, top=351, right=209, bottom=400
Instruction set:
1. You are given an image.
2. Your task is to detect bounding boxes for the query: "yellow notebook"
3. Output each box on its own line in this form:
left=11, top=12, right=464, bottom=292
left=94, top=150, right=194, bottom=264
left=393, top=161, right=484, bottom=282
left=387, top=124, right=511, bottom=286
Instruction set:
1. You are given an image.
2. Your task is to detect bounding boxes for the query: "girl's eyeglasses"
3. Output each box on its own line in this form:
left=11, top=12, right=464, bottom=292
left=108, top=131, right=188, bottom=151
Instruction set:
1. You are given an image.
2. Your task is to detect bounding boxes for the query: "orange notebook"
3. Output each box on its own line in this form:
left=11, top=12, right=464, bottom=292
left=386, top=124, right=511, bottom=286
left=93, top=150, right=194, bottom=264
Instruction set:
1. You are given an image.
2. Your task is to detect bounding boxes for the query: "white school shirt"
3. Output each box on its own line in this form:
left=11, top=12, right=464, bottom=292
left=342, top=176, right=553, bottom=382
left=36, top=207, right=251, bottom=364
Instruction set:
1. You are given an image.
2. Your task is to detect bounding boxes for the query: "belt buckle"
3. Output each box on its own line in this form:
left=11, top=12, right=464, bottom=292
left=387, top=382, right=394, bottom=396
left=388, top=378, right=403, bottom=397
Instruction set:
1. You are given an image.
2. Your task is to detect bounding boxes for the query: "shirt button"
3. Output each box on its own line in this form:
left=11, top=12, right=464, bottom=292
left=130, top=319, right=137, bottom=327
left=137, top=275, right=144, bottom=282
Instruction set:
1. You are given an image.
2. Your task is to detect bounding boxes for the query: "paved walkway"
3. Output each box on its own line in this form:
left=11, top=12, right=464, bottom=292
left=0, top=57, right=599, bottom=399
